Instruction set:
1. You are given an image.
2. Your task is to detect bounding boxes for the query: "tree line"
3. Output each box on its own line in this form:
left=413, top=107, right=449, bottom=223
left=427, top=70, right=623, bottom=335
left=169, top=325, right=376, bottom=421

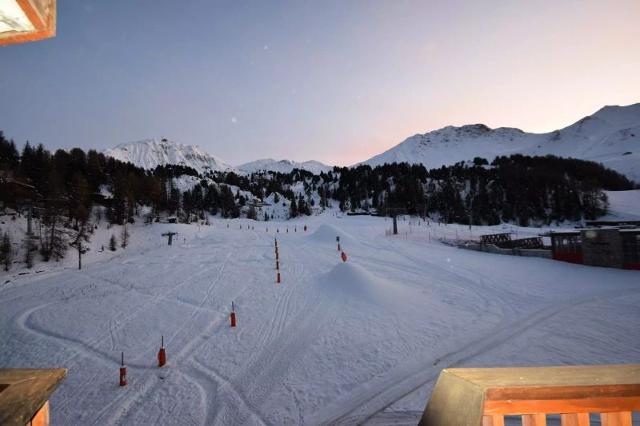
left=1, top=130, right=635, bottom=270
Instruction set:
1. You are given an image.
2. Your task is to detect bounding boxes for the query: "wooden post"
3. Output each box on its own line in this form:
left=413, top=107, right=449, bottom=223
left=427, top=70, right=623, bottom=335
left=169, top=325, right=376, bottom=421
left=601, top=412, right=632, bottom=426
left=522, top=414, right=547, bottom=426
left=482, top=415, right=504, bottom=426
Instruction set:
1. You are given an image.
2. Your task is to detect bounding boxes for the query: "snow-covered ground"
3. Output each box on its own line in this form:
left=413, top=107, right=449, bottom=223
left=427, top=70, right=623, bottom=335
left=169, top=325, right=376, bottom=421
left=603, top=189, right=640, bottom=220
left=1, top=213, right=639, bottom=425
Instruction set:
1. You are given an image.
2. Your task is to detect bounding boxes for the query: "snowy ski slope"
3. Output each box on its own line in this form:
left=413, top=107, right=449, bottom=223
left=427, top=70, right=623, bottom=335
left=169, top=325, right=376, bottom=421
left=1, top=215, right=639, bottom=425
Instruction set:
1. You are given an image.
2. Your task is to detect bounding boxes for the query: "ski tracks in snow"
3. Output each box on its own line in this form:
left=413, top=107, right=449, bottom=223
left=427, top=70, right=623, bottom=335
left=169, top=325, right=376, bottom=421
left=211, top=292, right=332, bottom=426
left=92, top=247, right=239, bottom=425
left=311, top=285, right=640, bottom=425
left=202, top=235, right=336, bottom=425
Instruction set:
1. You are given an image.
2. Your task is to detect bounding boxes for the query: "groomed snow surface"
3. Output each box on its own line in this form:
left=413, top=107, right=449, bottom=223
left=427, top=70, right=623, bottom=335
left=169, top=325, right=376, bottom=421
left=1, top=215, right=640, bottom=425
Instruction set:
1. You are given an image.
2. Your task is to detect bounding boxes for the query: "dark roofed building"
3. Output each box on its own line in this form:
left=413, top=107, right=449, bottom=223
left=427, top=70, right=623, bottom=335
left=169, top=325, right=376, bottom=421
left=549, top=227, right=640, bottom=270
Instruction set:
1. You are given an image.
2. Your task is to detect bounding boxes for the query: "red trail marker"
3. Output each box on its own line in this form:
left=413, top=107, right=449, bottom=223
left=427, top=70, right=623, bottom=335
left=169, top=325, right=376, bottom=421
left=119, top=352, right=127, bottom=387
left=158, top=336, right=166, bottom=367
left=230, top=301, right=237, bottom=327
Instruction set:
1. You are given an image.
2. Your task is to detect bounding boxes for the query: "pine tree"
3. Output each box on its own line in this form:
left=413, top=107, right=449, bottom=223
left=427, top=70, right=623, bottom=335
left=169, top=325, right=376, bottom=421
left=68, top=173, right=92, bottom=269
left=319, top=186, right=327, bottom=209
left=1, top=232, right=12, bottom=271
left=289, top=197, right=298, bottom=218
left=24, top=234, right=35, bottom=269
left=41, top=169, right=68, bottom=261
left=120, top=224, right=129, bottom=248
left=70, top=220, right=91, bottom=269
left=247, top=204, right=257, bottom=220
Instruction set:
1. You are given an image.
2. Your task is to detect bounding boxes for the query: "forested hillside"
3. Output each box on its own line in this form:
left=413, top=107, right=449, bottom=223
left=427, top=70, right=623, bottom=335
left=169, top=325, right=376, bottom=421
left=0, top=131, right=635, bottom=269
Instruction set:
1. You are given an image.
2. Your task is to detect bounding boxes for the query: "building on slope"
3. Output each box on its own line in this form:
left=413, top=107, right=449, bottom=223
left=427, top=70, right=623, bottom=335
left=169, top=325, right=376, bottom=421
left=549, top=227, right=640, bottom=270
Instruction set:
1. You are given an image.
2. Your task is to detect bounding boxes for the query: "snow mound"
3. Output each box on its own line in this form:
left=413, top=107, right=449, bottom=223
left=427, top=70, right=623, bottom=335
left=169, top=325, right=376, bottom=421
left=308, top=224, right=357, bottom=246
left=602, top=189, right=640, bottom=220
left=318, top=262, right=408, bottom=304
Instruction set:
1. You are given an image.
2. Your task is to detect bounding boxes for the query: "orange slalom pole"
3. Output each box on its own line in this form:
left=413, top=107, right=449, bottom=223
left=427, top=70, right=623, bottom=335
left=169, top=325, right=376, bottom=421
left=119, top=352, right=127, bottom=386
left=158, top=335, right=166, bottom=367
left=230, top=301, right=237, bottom=327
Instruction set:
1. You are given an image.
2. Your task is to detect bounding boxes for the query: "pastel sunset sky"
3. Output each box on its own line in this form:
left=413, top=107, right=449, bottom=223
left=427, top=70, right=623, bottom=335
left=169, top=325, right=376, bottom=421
left=1, top=0, right=639, bottom=165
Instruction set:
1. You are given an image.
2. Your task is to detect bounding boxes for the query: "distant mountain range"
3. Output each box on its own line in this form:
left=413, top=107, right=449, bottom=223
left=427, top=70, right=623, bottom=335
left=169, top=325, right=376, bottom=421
left=361, top=103, right=640, bottom=182
left=237, top=158, right=332, bottom=175
left=104, top=103, right=639, bottom=181
left=104, top=139, right=332, bottom=175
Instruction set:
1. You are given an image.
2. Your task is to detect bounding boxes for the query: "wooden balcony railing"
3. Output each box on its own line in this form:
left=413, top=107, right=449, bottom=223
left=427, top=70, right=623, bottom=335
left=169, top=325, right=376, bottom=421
left=419, top=364, right=640, bottom=426
left=0, top=368, right=66, bottom=426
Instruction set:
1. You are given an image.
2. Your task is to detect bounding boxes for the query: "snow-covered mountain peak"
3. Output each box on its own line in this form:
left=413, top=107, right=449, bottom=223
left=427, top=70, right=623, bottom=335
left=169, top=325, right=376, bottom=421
left=105, top=139, right=332, bottom=176
left=360, top=102, right=640, bottom=181
left=417, top=124, right=525, bottom=143
left=237, top=158, right=332, bottom=174
left=104, top=138, right=234, bottom=174
left=592, top=103, right=640, bottom=129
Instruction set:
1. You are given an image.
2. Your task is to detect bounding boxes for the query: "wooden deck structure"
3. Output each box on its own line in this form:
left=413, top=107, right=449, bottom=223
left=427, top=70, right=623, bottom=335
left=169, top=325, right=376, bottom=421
left=480, top=233, right=512, bottom=245
left=0, top=0, right=56, bottom=46
left=503, top=237, right=545, bottom=250
left=0, top=368, right=66, bottom=426
left=420, top=364, right=640, bottom=426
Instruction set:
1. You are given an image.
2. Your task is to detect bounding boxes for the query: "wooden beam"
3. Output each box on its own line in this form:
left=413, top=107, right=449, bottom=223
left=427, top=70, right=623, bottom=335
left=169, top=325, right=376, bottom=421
left=0, top=28, right=54, bottom=45
left=484, top=396, right=640, bottom=415
left=15, top=0, right=45, bottom=30
left=487, top=384, right=640, bottom=401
